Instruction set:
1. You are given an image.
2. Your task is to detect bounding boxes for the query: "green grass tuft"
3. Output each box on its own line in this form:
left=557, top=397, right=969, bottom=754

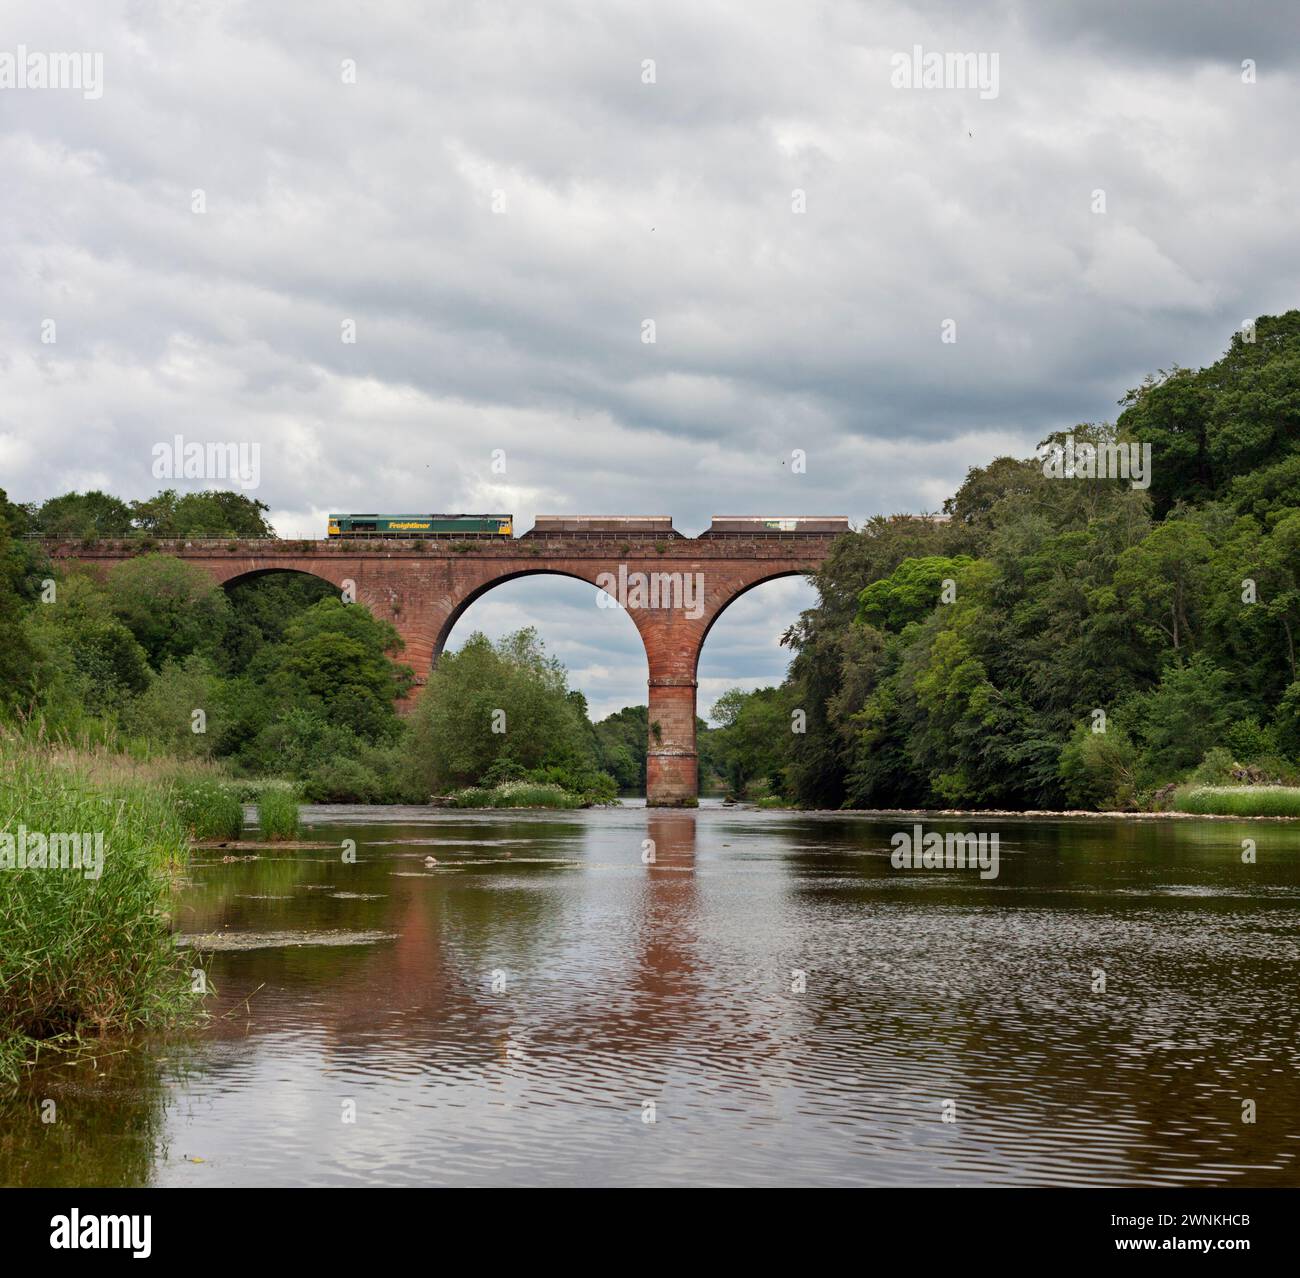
left=1171, top=785, right=1300, bottom=817
left=447, top=781, right=588, bottom=809
left=257, top=788, right=301, bottom=839
left=170, top=775, right=243, bottom=840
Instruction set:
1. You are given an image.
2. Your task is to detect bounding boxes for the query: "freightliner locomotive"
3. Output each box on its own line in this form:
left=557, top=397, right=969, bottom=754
left=327, top=513, right=513, bottom=538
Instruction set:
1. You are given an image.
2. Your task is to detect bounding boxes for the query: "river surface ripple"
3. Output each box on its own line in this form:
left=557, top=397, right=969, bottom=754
left=5, top=802, right=1299, bottom=1187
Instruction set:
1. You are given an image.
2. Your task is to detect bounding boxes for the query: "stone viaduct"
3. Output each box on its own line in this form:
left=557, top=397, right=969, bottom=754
left=47, top=531, right=839, bottom=805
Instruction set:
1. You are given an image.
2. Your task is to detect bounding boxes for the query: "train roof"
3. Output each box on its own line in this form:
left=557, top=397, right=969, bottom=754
left=328, top=512, right=512, bottom=518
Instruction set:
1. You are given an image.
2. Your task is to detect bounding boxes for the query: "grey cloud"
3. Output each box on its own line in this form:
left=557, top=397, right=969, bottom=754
left=3, top=0, right=1299, bottom=711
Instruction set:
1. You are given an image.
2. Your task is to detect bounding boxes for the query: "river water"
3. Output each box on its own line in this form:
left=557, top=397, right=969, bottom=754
left=4, top=802, right=1299, bottom=1187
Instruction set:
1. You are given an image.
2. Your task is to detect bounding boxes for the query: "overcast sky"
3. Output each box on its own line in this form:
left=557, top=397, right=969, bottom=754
left=3, top=1, right=1298, bottom=717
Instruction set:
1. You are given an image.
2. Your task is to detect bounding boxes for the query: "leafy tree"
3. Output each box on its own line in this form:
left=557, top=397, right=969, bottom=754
left=106, top=554, right=233, bottom=669
left=1059, top=722, right=1141, bottom=809
left=857, top=555, right=977, bottom=631
left=593, top=704, right=648, bottom=791
left=27, top=490, right=134, bottom=538
left=708, top=686, right=794, bottom=796
left=943, top=456, right=1042, bottom=533
left=1274, top=682, right=1300, bottom=759
left=217, top=571, right=337, bottom=673
left=23, top=574, right=151, bottom=720
left=1125, top=655, right=1245, bottom=781
left=1118, top=312, right=1300, bottom=516
left=122, top=655, right=220, bottom=756
left=260, top=597, right=411, bottom=737
left=0, top=489, right=38, bottom=717
left=408, top=628, right=607, bottom=794
left=129, top=489, right=275, bottom=539
left=1113, top=519, right=1213, bottom=654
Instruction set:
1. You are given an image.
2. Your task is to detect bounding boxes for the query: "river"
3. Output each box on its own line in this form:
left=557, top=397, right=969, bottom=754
left=4, top=802, right=1299, bottom=1187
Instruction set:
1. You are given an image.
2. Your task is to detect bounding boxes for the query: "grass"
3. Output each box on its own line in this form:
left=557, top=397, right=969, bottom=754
left=447, top=781, right=589, bottom=809
left=1172, top=786, right=1300, bottom=817
left=170, top=774, right=244, bottom=840
left=219, top=776, right=299, bottom=803
left=257, top=788, right=301, bottom=839
left=0, top=738, right=200, bottom=1085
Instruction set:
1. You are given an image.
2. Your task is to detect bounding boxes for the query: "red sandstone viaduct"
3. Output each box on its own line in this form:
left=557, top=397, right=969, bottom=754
left=47, top=533, right=838, bottom=805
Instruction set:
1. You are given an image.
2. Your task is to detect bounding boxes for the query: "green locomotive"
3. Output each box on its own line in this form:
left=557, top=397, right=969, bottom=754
left=327, top=513, right=513, bottom=538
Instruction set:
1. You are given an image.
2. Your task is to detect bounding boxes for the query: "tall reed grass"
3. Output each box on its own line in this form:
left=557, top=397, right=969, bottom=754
left=0, top=739, right=199, bottom=1084
left=169, top=775, right=244, bottom=840
left=257, top=788, right=301, bottom=839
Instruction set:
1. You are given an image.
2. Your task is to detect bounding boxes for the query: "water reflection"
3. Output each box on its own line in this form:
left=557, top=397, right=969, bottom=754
left=3, top=807, right=1299, bottom=1186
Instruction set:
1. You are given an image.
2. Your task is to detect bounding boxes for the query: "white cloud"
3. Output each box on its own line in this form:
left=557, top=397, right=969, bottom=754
left=4, top=0, right=1300, bottom=712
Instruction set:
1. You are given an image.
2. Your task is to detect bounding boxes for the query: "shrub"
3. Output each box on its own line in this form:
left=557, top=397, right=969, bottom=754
left=219, top=776, right=299, bottom=803
left=1224, top=717, right=1276, bottom=762
left=1188, top=747, right=1235, bottom=787
left=1059, top=723, right=1140, bottom=809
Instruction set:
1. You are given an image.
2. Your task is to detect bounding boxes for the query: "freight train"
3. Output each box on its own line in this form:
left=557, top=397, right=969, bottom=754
left=522, top=515, right=848, bottom=538
left=326, top=513, right=513, bottom=538
left=325, top=513, right=848, bottom=539
left=523, top=516, right=683, bottom=539
left=698, top=516, right=850, bottom=537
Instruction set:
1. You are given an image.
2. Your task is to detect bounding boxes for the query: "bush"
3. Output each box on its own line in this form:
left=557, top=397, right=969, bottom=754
left=257, top=788, right=301, bottom=839
left=520, top=763, right=619, bottom=804
left=121, top=655, right=219, bottom=758
left=1188, top=747, right=1235, bottom=787
left=1224, top=717, right=1276, bottom=763
left=1059, top=723, right=1140, bottom=809
left=292, top=740, right=426, bottom=804
left=301, top=755, right=380, bottom=803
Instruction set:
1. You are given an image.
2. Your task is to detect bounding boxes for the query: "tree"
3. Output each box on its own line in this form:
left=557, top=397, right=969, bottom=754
left=23, top=574, right=151, bottom=720
left=0, top=488, right=38, bottom=717
left=1125, top=655, right=1244, bottom=781
left=1118, top=312, right=1300, bottom=516
left=1113, top=519, right=1213, bottom=654
left=407, top=628, right=604, bottom=794
left=106, top=555, right=233, bottom=670
left=129, top=489, right=275, bottom=539
left=29, top=490, right=133, bottom=539
left=217, top=571, right=337, bottom=674
left=261, top=597, right=411, bottom=735
left=857, top=555, right=977, bottom=631
left=593, top=704, right=648, bottom=791
left=122, top=655, right=220, bottom=756
left=1059, top=722, right=1140, bottom=809
left=708, top=686, right=793, bottom=796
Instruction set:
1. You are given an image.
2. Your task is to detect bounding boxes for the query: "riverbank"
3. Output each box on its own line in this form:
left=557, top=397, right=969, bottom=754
left=816, top=806, right=1300, bottom=821
left=0, top=741, right=203, bottom=1085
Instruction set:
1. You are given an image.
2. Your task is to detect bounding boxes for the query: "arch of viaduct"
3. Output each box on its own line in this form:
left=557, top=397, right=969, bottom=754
left=48, top=534, right=839, bottom=806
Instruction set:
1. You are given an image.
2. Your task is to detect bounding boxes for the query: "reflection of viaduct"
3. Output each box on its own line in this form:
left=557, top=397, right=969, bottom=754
left=193, top=814, right=712, bottom=1073
left=48, top=532, right=839, bottom=805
